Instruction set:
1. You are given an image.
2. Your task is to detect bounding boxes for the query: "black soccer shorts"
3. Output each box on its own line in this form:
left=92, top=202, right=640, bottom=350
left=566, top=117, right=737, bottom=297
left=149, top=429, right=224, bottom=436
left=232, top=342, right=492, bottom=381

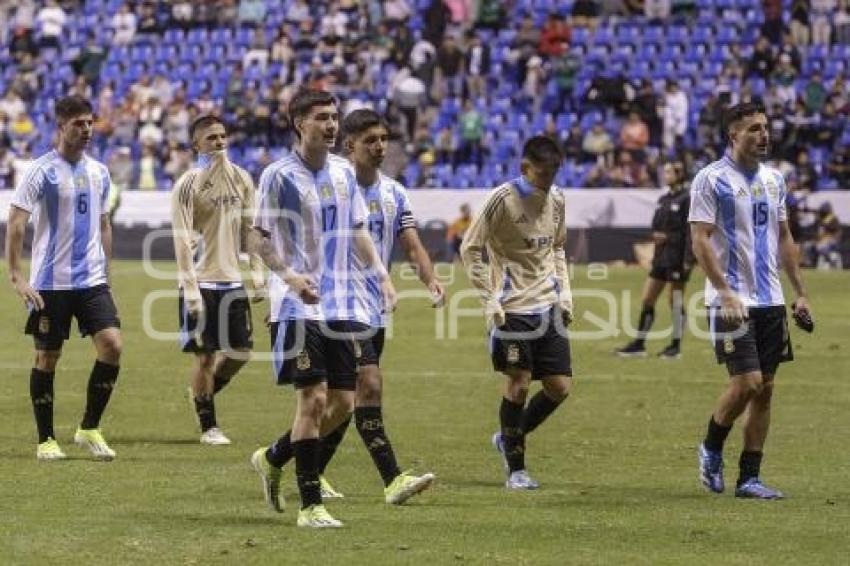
left=25, top=284, right=121, bottom=350
left=708, top=305, right=793, bottom=377
left=649, top=261, right=691, bottom=283
left=178, top=286, right=253, bottom=353
left=490, top=307, right=573, bottom=380
left=270, top=319, right=361, bottom=390
left=358, top=327, right=386, bottom=367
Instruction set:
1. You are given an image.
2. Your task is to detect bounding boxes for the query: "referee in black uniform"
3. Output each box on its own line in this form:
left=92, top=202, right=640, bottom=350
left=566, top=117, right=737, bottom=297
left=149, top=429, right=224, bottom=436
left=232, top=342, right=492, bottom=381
left=617, top=160, right=693, bottom=359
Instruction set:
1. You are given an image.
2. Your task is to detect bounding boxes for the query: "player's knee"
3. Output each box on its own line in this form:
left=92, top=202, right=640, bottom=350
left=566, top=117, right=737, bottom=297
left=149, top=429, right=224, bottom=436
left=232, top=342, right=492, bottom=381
left=542, top=377, right=571, bottom=402
left=99, top=334, right=122, bottom=362
left=356, top=371, right=382, bottom=405
left=34, top=350, right=61, bottom=371
left=737, top=373, right=764, bottom=398
left=754, top=379, right=774, bottom=405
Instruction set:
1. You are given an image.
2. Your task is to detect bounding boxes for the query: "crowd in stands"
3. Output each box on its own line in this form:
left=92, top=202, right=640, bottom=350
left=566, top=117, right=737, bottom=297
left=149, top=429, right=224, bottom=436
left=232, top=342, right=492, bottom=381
left=0, top=0, right=849, bottom=195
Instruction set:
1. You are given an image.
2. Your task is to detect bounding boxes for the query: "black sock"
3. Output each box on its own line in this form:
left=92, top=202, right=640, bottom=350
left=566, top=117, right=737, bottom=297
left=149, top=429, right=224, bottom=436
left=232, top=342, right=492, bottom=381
left=738, top=450, right=763, bottom=485
left=355, top=406, right=401, bottom=486
left=267, top=430, right=294, bottom=468
left=521, top=390, right=564, bottom=434
left=703, top=416, right=732, bottom=452
left=30, top=368, right=55, bottom=443
left=318, top=416, right=351, bottom=475
left=500, top=397, right=525, bottom=472
left=193, top=393, right=216, bottom=432
left=635, top=306, right=655, bottom=345
left=212, top=372, right=232, bottom=395
left=80, top=361, right=119, bottom=430
left=293, top=438, right=322, bottom=509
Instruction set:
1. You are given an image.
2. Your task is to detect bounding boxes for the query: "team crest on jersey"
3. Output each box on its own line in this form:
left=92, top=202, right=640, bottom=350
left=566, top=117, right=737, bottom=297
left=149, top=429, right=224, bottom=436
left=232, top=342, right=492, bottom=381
left=74, top=174, right=87, bottom=187
left=506, top=343, right=520, bottom=364
left=723, top=335, right=735, bottom=354
left=38, top=316, right=50, bottom=334
left=750, top=182, right=763, bottom=197
left=320, top=184, right=333, bottom=200
left=296, top=349, right=311, bottom=370
left=369, top=200, right=380, bottom=214
left=383, top=198, right=396, bottom=217
left=334, top=178, right=349, bottom=200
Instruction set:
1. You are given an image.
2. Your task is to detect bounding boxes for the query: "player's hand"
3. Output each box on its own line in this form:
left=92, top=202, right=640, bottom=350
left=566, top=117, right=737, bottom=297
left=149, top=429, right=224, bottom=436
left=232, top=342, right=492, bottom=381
left=428, top=280, right=446, bottom=308
left=486, top=304, right=506, bottom=331
left=286, top=274, right=319, bottom=305
left=264, top=312, right=271, bottom=328
left=13, top=278, right=44, bottom=311
left=381, top=279, right=398, bottom=313
left=559, top=301, right=574, bottom=327
left=719, top=291, right=746, bottom=323
left=791, top=297, right=814, bottom=333
left=186, top=297, right=204, bottom=318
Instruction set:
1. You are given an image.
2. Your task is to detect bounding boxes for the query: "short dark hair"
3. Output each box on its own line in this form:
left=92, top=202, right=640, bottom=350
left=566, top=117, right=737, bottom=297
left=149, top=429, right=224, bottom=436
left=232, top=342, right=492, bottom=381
left=341, top=109, right=387, bottom=141
left=54, top=96, right=93, bottom=122
left=722, top=101, right=766, bottom=138
left=522, top=135, right=564, bottom=165
left=288, top=89, right=336, bottom=139
left=189, top=115, right=225, bottom=142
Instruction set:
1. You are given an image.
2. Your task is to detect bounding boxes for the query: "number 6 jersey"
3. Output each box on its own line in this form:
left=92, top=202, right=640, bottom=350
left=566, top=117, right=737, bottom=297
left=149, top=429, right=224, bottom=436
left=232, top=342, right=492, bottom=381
left=11, top=150, right=111, bottom=290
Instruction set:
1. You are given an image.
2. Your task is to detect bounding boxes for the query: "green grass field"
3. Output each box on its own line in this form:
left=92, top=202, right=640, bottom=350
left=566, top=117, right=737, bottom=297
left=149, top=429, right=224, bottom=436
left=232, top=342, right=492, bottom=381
left=2, top=262, right=849, bottom=565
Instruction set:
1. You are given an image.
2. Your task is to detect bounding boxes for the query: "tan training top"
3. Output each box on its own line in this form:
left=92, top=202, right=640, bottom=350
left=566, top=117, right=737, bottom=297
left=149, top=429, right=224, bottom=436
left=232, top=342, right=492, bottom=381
left=460, top=179, right=572, bottom=315
left=170, top=152, right=263, bottom=301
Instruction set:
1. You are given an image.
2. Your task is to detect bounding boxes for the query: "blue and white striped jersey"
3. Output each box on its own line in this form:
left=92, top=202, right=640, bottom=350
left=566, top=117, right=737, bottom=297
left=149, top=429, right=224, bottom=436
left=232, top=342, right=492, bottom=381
left=688, top=153, right=787, bottom=308
left=11, top=150, right=111, bottom=291
left=255, top=152, right=370, bottom=323
left=355, top=172, right=415, bottom=327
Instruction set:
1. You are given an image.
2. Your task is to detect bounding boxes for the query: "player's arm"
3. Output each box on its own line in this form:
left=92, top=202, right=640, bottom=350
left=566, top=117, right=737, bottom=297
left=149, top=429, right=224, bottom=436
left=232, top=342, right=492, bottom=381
left=398, top=227, right=445, bottom=307
left=170, top=175, right=202, bottom=315
left=240, top=172, right=265, bottom=302
left=459, top=195, right=503, bottom=329
left=690, top=221, right=745, bottom=321
left=778, top=219, right=812, bottom=326
left=5, top=205, right=44, bottom=310
left=354, top=224, right=398, bottom=312
left=100, top=213, right=112, bottom=284
left=552, top=196, right=572, bottom=325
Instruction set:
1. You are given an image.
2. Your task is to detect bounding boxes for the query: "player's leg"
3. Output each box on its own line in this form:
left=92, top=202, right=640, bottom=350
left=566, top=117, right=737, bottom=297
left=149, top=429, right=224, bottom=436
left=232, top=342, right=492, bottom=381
left=212, top=289, right=253, bottom=395
left=659, top=280, right=687, bottom=358
left=192, top=351, right=232, bottom=444
left=497, top=369, right=538, bottom=489
left=617, top=276, right=666, bottom=357
left=523, top=374, right=571, bottom=435
left=25, top=291, right=71, bottom=460
left=75, top=286, right=122, bottom=460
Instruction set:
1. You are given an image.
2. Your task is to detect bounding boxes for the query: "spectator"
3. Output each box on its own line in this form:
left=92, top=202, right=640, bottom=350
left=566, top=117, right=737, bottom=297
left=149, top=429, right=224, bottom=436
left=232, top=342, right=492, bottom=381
left=0, top=89, right=25, bottom=122
left=582, top=121, right=615, bottom=164
left=457, top=99, right=484, bottom=168
left=827, top=145, right=850, bottom=187
left=836, top=0, right=850, bottom=44
left=810, top=0, right=835, bottom=45
left=9, top=26, right=39, bottom=63
left=218, top=0, right=238, bottom=27
left=151, top=74, right=174, bottom=107
left=243, top=29, right=270, bottom=71
left=193, top=0, right=217, bottom=29
left=390, top=66, right=426, bottom=141
left=475, top=0, right=505, bottom=30
left=572, top=0, right=600, bottom=29
left=108, top=146, right=133, bottom=194
left=645, top=0, right=671, bottom=21
left=804, top=72, right=828, bottom=113
left=136, top=144, right=160, bottom=191
left=777, top=32, right=802, bottom=72
left=747, top=36, right=774, bottom=80
left=68, top=76, right=93, bottom=100
left=384, top=0, right=412, bottom=25
left=0, top=145, right=15, bottom=190
left=552, top=48, right=581, bottom=111
left=434, top=126, right=456, bottom=165
left=9, top=111, right=36, bottom=148
left=539, top=13, right=571, bottom=57
left=795, top=150, right=817, bottom=191
left=112, top=3, right=137, bottom=45
left=633, top=79, right=662, bottom=147
left=435, top=35, right=465, bottom=99
left=445, top=203, right=472, bottom=261
left=238, top=0, right=266, bottom=27
left=464, top=32, right=490, bottom=100
left=13, top=0, right=36, bottom=31
left=73, top=35, right=108, bottom=87
left=523, top=55, right=547, bottom=115
left=772, top=53, right=799, bottom=107
left=562, top=124, right=584, bottom=161
left=790, top=0, right=810, bottom=45
left=170, top=0, right=192, bottom=30
left=423, top=0, right=449, bottom=45
left=662, top=79, right=688, bottom=153
left=814, top=101, right=843, bottom=148
left=35, top=0, right=66, bottom=50
left=608, top=150, right=650, bottom=187
left=136, top=2, right=160, bottom=36
left=620, top=111, right=650, bottom=154
left=761, top=0, right=785, bottom=43
left=321, top=2, right=347, bottom=37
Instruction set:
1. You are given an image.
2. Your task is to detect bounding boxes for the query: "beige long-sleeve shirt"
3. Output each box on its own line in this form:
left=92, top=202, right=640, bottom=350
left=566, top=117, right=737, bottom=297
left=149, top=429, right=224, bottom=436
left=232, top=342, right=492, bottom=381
left=170, top=152, right=263, bottom=301
left=460, top=178, right=572, bottom=315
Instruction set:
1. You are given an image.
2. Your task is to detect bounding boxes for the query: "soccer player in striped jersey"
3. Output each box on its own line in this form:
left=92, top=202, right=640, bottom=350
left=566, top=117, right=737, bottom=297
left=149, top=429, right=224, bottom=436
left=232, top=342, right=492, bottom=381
left=461, top=135, right=574, bottom=490
left=313, top=109, right=442, bottom=504
left=249, top=89, right=396, bottom=528
left=5, top=96, right=122, bottom=461
left=171, top=115, right=264, bottom=446
left=690, top=102, right=813, bottom=500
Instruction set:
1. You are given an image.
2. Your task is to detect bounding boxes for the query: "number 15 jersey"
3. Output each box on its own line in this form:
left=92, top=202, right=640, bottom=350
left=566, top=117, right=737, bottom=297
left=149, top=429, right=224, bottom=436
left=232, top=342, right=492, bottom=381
left=11, top=150, right=111, bottom=291
left=688, top=153, right=787, bottom=308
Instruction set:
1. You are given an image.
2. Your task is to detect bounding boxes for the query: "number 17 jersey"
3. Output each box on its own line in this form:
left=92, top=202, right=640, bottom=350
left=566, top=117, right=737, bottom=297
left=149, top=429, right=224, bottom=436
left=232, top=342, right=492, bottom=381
left=11, top=150, right=111, bottom=291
